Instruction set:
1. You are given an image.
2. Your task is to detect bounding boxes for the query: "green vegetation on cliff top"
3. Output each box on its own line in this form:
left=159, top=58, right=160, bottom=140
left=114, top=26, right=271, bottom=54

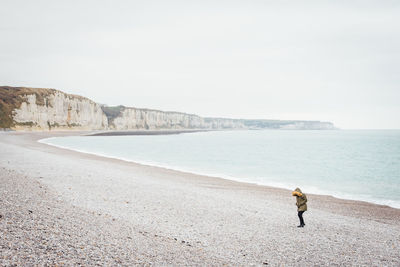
left=0, top=86, right=61, bottom=128
left=101, top=105, right=125, bottom=124
left=0, top=86, right=94, bottom=129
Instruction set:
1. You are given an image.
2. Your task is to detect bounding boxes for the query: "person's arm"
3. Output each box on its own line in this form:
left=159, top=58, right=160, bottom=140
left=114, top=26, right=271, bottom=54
left=298, top=196, right=307, bottom=206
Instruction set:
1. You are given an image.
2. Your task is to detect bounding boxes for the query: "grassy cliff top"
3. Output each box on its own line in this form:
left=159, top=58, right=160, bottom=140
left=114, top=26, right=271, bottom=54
left=0, top=86, right=91, bottom=128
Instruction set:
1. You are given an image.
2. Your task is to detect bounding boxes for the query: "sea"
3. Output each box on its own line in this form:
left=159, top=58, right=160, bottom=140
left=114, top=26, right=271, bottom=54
left=40, top=130, right=400, bottom=209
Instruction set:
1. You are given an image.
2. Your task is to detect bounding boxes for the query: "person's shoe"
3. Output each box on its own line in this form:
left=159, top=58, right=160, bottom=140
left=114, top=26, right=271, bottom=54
left=297, top=225, right=304, bottom=228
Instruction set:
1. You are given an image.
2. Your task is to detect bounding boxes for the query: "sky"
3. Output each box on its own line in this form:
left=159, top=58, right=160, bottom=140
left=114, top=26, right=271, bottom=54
left=1, top=0, right=399, bottom=129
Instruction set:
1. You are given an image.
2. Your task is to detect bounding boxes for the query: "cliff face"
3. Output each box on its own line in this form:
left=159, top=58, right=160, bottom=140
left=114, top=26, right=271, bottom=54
left=0, top=86, right=335, bottom=131
left=110, top=108, right=205, bottom=130
left=104, top=106, right=247, bottom=130
left=1, top=87, right=107, bottom=130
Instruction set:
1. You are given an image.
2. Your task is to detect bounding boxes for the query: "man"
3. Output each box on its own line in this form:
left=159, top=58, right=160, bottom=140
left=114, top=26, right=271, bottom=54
left=292, top=187, right=307, bottom=227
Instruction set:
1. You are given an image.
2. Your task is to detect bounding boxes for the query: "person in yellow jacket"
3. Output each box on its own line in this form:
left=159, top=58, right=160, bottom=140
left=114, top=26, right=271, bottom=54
left=292, top=187, right=307, bottom=227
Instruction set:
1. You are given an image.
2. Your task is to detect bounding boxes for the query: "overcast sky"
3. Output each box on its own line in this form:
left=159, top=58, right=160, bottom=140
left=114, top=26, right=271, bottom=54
left=1, top=0, right=399, bottom=129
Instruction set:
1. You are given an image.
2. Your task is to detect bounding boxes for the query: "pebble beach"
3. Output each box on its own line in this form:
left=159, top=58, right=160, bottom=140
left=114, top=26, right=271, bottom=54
left=1, top=131, right=400, bottom=266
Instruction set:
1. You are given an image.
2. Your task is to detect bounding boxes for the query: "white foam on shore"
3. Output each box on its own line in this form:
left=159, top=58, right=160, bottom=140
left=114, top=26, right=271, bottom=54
left=39, top=137, right=400, bottom=209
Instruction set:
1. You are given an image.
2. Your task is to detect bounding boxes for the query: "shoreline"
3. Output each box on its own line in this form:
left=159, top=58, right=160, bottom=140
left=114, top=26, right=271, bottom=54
left=87, top=129, right=211, bottom=136
left=1, top=131, right=400, bottom=265
left=39, top=130, right=400, bottom=211
left=11, top=130, right=400, bottom=216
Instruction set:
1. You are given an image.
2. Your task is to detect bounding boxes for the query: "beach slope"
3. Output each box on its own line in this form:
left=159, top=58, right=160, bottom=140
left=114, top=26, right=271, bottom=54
left=1, top=132, right=399, bottom=265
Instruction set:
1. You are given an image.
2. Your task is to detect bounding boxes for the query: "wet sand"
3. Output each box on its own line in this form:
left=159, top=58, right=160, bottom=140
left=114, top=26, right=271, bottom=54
left=1, top=131, right=399, bottom=265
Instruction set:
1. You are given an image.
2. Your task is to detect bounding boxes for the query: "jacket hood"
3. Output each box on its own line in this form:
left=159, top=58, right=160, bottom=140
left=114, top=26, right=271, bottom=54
left=294, top=188, right=302, bottom=193
left=292, top=187, right=303, bottom=197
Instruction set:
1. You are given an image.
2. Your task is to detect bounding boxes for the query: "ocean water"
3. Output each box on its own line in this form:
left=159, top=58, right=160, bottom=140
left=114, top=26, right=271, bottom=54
left=40, top=130, right=400, bottom=209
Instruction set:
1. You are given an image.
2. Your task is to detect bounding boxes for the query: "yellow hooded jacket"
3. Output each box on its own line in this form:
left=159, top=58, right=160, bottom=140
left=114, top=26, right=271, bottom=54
left=292, top=187, right=307, bottom=212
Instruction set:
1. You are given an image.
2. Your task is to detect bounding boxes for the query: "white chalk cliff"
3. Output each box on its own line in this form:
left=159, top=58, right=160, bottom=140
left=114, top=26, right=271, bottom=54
left=108, top=107, right=247, bottom=130
left=11, top=90, right=107, bottom=130
left=111, top=108, right=205, bottom=130
left=0, top=86, right=335, bottom=131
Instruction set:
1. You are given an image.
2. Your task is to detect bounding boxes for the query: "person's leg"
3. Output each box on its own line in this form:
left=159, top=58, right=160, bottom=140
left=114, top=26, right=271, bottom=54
left=297, top=211, right=305, bottom=227
left=301, top=211, right=305, bottom=226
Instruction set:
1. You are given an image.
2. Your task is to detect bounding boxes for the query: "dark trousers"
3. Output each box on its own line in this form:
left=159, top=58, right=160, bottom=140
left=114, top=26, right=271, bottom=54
left=298, top=211, right=305, bottom=225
